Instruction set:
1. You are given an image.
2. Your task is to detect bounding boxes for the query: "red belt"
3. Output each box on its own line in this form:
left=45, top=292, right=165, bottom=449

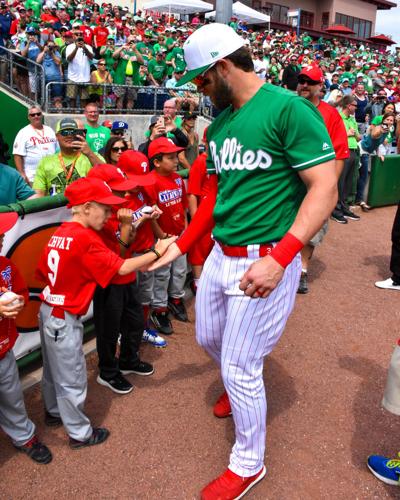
left=217, top=241, right=273, bottom=258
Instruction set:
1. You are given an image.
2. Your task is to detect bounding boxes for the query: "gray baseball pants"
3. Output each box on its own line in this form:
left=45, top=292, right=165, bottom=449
left=0, top=350, right=35, bottom=446
left=39, top=302, right=92, bottom=442
left=152, top=254, right=187, bottom=308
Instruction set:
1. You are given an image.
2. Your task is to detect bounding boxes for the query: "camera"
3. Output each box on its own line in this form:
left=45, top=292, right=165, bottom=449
left=77, top=36, right=84, bottom=43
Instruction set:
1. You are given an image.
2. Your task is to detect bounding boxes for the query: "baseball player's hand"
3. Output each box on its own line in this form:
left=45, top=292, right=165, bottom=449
left=0, top=287, right=25, bottom=318
left=149, top=241, right=181, bottom=270
left=239, top=256, right=284, bottom=298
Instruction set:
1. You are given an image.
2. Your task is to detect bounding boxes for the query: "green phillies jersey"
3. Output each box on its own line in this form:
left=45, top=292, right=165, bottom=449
left=206, top=84, right=335, bottom=246
left=171, top=46, right=186, bottom=72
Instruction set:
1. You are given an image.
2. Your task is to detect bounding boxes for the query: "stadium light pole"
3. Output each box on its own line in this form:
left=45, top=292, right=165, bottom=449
left=215, top=0, right=233, bottom=24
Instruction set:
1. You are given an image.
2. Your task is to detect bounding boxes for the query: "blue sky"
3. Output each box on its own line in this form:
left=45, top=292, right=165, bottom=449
left=375, top=1, right=399, bottom=47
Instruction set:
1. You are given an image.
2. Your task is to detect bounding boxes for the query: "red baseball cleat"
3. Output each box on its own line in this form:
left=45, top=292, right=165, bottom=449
left=201, top=466, right=266, bottom=500
left=213, top=391, right=232, bottom=418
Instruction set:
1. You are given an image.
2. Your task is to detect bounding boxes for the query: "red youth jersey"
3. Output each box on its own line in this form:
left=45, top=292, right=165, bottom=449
left=98, top=209, right=136, bottom=285
left=317, top=101, right=350, bottom=161
left=125, top=190, right=155, bottom=253
left=0, top=257, right=29, bottom=358
left=187, top=153, right=208, bottom=199
left=145, top=171, right=187, bottom=236
left=36, top=222, right=123, bottom=316
left=93, top=26, right=109, bottom=47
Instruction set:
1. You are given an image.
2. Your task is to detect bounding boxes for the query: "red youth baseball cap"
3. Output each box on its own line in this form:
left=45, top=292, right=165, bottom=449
left=117, top=150, right=150, bottom=176
left=0, top=212, right=18, bottom=235
left=148, top=137, right=184, bottom=159
left=65, top=177, right=126, bottom=208
left=299, top=64, right=324, bottom=83
left=87, top=164, right=139, bottom=191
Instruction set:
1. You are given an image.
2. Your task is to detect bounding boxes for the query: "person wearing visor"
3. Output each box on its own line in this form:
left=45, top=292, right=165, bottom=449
left=33, top=118, right=104, bottom=196
left=152, top=23, right=337, bottom=499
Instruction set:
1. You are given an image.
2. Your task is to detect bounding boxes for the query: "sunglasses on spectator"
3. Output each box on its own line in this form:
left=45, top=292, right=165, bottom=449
left=298, top=77, right=320, bottom=85
left=113, top=130, right=126, bottom=136
left=111, top=146, right=127, bottom=152
left=59, top=129, right=78, bottom=136
left=29, top=112, right=42, bottom=117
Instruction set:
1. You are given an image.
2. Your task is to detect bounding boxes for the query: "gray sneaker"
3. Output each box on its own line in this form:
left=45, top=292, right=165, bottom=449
left=297, top=272, right=308, bottom=294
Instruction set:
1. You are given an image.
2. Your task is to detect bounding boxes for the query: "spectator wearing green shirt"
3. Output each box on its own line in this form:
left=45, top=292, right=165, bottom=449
left=33, top=118, right=104, bottom=197
left=331, top=95, right=362, bottom=224
left=135, top=31, right=155, bottom=63
left=147, top=50, right=168, bottom=86
left=153, top=34, right=167, bottom=55
left=100, top=36, right=117, bottom=74
left=112, top=39, right=144, bottom=110
left=170, top=39, right=186, bottom=73
left=84, top=103, right=111, bottom=154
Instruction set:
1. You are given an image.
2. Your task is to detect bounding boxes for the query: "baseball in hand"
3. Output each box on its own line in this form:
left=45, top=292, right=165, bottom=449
left=0, top=291, right=22, bottom=307
left=141, top=206, right=154, bottom=215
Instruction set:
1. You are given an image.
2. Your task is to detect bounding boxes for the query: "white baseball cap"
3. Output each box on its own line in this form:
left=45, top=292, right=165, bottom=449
left=176, top=23, right=245, bottom=87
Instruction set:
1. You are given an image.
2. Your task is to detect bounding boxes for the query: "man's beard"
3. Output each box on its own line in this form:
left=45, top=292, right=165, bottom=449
left=210, top=74, right=234, bottom=110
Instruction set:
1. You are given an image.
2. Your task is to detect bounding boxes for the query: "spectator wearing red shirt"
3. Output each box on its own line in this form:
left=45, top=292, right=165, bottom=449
left=93, top=15, right=109, bottom=56
left=296, top=64, right=349, bottom=294
left=80, top=17, right=94, bottom=46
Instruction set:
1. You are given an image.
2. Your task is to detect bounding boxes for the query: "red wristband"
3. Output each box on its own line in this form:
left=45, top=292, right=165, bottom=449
left=270, top=232, right=304, bottom=269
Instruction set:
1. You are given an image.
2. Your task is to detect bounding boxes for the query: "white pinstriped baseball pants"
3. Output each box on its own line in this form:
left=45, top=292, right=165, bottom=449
left=196, top=243, right=301, bottom=477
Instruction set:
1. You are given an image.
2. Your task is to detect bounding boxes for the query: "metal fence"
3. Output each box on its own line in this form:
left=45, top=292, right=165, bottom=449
left=0, top=46, right=217, bottom=117
left=0, top=46, right=45, bottom=106
left=44, top=81, right=215, bottom=116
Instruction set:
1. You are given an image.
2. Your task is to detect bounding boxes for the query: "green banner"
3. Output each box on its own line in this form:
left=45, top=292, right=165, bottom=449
left=367, top=155, right=400, bottom=207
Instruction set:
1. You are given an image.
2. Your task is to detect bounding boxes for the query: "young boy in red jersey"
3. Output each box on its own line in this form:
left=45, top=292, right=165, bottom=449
left=117, top=150, right=167, bottom=348
left=0, top=212, right=52, bottom=464
left=87, top=164, right=158, bottom=394
left=187, top=129, right=214, bottom=295
left=145, top=137, right=189, bottom=335
left=36, top=177, right=175, bottom=449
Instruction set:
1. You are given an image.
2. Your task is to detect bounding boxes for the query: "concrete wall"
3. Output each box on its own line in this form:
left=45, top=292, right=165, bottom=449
left=44, top=113, right=210, bottom=152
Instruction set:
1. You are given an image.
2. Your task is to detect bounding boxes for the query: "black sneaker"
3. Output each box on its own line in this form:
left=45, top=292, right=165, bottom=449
left=168, top=297, right=188, bottom=322
left=44, top=410, right=63, bottom=427
left=149, top=309, right=173, bottom=335
left=15, top=435, right=52, bottom=464
left=330, top=213, right=348, bottom=224
left=69, top=427, right=110, bottom=450
left=120, top=360, right=154, bottom=376
left=96, top=373, right=133, bottom=394
left=342, top=208, right=360, bottom=220
left=297, top=272, right=308, bottom=294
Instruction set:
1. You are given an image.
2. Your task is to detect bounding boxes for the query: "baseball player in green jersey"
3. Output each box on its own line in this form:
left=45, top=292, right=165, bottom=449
left=151, top=24, right=338, bottom=500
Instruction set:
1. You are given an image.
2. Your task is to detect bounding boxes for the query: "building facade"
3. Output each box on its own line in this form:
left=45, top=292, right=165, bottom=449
left=250, top=0, right=396, bottom=40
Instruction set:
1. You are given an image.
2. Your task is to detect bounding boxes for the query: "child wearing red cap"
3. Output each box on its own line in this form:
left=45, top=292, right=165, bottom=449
left=117, top=150, right=167, bottom=347
left=87, top=164, right=158, bottom=394
left=36, top=177, right=175, bottom=449
left=145, top=137, right=189, bottom=335
left=0, top=212, right=52, bottom=464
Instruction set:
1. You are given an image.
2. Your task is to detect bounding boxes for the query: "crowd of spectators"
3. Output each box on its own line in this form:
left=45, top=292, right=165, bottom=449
left=1, top=0, right=400, bottom=113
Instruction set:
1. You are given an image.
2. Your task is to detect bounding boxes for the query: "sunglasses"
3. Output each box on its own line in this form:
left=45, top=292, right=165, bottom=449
left=29, top=112, right=42, bottom=117
left=59, top=129, right=77, bottom=136
left=111, top=146, right=127, bottom=152
left=298, top=78, right=319, bottom=85
left=192, top=63, right=216, bottom=87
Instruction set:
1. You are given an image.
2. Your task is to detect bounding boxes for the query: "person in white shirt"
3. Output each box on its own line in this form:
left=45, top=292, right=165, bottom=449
left=253, top=50, right=267, bottom=81
left=13, top=106, right=57, bottom=185
left=65, top=33, right=94, bottom=108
